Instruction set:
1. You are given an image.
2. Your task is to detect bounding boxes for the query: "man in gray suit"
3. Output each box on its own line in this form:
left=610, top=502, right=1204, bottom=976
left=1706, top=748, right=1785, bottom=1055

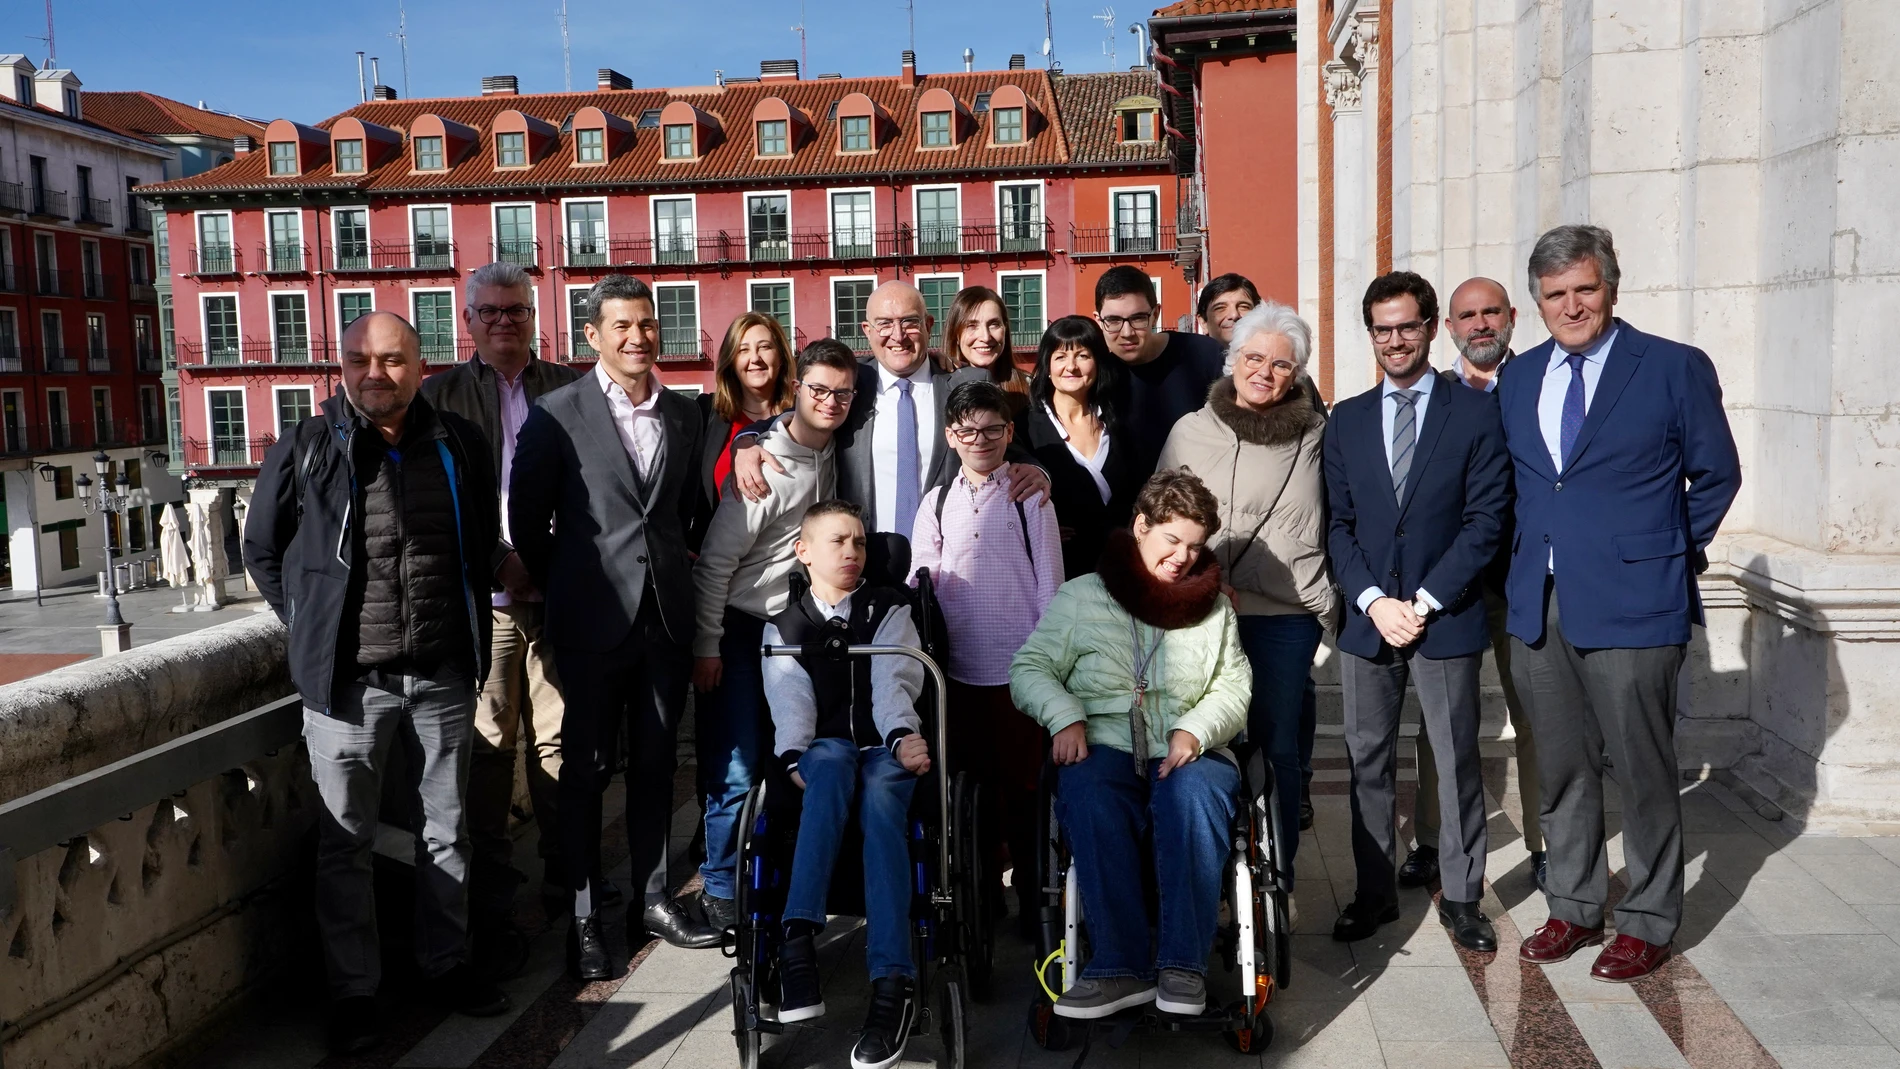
left=732, top=280, right=1047, bottom=529
left=510, top=275, right=718, bottom=980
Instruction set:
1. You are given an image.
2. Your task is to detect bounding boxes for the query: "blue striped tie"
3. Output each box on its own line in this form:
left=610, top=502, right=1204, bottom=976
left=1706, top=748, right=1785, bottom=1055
left=894, top=377, right=920, bottom=539
left=1559, top=352, right=1588, bottom=468
left=1389, top=389, right=1420, bottom=500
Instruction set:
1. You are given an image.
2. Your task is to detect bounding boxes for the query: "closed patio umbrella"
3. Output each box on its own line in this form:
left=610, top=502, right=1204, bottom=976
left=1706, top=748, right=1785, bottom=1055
left=159, top=504, right=192, bottom=611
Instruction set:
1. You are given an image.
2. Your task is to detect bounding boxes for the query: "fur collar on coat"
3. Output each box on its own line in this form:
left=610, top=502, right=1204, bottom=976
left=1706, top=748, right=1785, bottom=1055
left=1206, top=375, right=1325, bottom=447
left=1097, top=526, right=1225, bottom=631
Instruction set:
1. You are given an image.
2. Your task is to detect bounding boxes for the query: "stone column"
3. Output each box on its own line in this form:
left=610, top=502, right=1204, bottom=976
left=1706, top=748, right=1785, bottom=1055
left=1325, top=4, right=1379, bottom=401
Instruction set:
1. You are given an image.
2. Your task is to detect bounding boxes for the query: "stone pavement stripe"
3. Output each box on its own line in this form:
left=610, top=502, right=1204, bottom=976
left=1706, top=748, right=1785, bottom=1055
left=1455, top=890, right=1605, bottom=1069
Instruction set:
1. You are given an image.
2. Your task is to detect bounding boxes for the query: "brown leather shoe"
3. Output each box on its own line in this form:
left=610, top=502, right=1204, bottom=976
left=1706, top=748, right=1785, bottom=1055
left=1518, top=919, right=1605, bottom=964
left=1589, top=934, right=1669, bottom=982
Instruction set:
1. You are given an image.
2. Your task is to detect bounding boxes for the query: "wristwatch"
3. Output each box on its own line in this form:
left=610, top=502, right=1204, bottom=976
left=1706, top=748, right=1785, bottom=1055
left=1411, top=596, right=1433, bottom=620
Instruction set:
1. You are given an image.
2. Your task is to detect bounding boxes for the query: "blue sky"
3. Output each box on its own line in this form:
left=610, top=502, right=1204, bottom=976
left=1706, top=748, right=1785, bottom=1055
left=2, top=1, right=1155, bottom=121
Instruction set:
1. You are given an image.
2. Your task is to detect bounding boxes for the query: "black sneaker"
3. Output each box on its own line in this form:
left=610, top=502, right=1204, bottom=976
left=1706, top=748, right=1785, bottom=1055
left=776, top=932, right=825, bottom=1022
left=327, top=995, right=380, bottom=1054
left=428, top=963, right=512, bottom=1017
left=848, top=975, right=917, bottom=1069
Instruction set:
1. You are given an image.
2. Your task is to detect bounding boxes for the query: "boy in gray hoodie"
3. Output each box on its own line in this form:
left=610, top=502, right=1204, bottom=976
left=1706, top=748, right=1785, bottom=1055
left=692, top=338, right=858, bottom=929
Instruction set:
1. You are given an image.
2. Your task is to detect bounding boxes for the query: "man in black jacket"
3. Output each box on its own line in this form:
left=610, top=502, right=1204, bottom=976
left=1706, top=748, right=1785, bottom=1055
left=244, top=310, right=506, bottom=1054
left=420, top=261, right=582, bottom=949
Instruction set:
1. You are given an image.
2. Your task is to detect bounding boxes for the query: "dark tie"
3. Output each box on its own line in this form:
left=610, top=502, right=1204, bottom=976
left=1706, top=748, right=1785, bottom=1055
left=894, top=377, right=920, bottom=539
left=1389, top=388, right=1420, bottom=499
left=1559, top=352, right=1588, bottom=467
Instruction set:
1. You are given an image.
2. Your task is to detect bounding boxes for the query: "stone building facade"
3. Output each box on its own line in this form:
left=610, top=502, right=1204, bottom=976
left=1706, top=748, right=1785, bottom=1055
left=1275, top=0, right=1899, bottom=824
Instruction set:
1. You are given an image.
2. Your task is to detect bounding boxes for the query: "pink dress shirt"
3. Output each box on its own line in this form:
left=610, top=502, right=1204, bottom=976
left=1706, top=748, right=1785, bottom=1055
left=594, top=363, right=664, bottom=483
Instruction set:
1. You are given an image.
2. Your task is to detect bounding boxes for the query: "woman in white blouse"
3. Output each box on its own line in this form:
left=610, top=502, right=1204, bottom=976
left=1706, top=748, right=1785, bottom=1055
left=1021, top=315, right=1139, bottom=578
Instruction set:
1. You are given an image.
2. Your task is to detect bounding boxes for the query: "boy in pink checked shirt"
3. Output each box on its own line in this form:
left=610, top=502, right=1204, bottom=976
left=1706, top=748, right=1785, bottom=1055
left=911, top=379, right=1062, bottom=935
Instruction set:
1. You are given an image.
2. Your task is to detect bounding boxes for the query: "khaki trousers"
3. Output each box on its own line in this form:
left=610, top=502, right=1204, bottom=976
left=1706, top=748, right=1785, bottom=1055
left=468, top=601, right=565, bottom=912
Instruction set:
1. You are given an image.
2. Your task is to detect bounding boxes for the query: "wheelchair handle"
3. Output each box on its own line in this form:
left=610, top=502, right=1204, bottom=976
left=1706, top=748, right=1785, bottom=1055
left=761, top=643, right=954, bottom=897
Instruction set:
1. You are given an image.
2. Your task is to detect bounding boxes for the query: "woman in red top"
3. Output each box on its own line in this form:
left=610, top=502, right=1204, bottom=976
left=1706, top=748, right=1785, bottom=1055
left=690, top=311, right=796, bottom=552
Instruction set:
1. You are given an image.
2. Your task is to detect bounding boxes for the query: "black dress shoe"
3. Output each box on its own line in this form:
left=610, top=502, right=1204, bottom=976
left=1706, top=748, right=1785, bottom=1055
left=1397, top=844, right=1440, bottom=889
left=1299, top=784, right=1315, bottom=831
left=1530, top=850, right=1549, bottom=893
left=1332, top=895, right=1400, bottom=942
left=641, top=897, right=722, bottom=950
left=1438, top=898, right=1497, bottom=952
left=569, top=914, right=611, bottom=980
left=328, top=995, right=380, bottom=1055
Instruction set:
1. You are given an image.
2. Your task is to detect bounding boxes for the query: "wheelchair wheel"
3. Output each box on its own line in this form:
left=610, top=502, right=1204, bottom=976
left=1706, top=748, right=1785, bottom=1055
left=951, top=773, right=997, bottom=1002
left=934, top=963, right=968, bottom=1069
left=1261, top=773, right=1294, bottom=992
left=1026, top=999, right=1079, bottom=1052
left=729, top=971, right=762, bottom=1069
left=1223, top=998, right=1275, bottom=1054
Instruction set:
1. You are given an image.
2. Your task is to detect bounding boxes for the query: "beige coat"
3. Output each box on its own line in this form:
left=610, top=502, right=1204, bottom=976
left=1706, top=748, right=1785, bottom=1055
left=1158, top=377, right=1340, bottom=625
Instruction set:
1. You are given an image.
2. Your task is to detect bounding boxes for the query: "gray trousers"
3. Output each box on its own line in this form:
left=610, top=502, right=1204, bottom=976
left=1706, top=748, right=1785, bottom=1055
left=305, top=666, right=476, bottom=999
left=1342, top=647, right=1488, bottom=904
left=1511, top=580, right=1685, bottom=946
left=1416, top=589, right=1542, bottom=852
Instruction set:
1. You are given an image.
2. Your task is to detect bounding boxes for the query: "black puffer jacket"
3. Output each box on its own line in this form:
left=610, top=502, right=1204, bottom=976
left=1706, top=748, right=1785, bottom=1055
left=350, top=424, right=471, bottom=671
left=244, top=391, right=497, bottom=710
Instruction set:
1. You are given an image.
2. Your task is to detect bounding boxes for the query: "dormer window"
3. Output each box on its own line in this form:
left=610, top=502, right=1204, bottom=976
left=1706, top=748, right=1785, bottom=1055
left=921, top=111, right=951, bottom=147
left=64, top=88, right=79, bottom=118
left=335, top=139, right=365, bottom=173
left=757, top=120, right=788, bottom=156
left=994, top=108, right=1024, bottom=144
left=415, top=136, right=444, bottom=170
left=1120, top=110, right=1156, bottom=141
left=497, top=132, right=526, bottom=167
left=840, top=115, right=871, bottom=152
left=576, top=128, right=604, bottom=163
left=974, top=92, right=992, bottom=114
left=663, top=124, right=693, bottom=159
left=637, top=109, right=661, bottom=128
left=269, top=142, right=298, bottom=175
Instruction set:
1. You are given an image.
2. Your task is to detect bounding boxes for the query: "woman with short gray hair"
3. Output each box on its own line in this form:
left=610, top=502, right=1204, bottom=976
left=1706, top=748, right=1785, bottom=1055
left=1157, top=302, right=1338, bottom=883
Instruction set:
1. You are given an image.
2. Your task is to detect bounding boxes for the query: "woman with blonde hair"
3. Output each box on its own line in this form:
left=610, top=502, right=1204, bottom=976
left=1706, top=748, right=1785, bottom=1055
left=691, top=310, right=796, bottom=550
left=941, top=285, right=1031, bottom=417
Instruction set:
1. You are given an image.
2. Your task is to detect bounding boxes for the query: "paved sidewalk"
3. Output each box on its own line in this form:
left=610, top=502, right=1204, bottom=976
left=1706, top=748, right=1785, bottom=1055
left=194, top=738, right=1900, bottom=1069
left=0, top=580, right=266, bottom=682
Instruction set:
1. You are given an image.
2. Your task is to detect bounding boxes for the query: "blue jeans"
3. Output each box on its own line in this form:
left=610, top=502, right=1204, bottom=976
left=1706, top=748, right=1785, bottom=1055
left=784, top=738, right=920, bottom=981
left=1237, top=613, right=1323, bottom=883
left=699, top=609, right=768, bottom=900
left=1056, top=746, right=1239, bottom=980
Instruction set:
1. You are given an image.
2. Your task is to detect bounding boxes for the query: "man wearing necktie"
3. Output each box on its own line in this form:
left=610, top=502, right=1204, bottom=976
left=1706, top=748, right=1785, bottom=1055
left=1322, top=272, right=1512, bottom=952
left=1501, top=226, right=1740, bottom=982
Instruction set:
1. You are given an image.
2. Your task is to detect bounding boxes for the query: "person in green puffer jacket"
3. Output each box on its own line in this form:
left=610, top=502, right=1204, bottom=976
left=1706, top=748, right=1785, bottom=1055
left=1009, top=468, right=1252, bottom=1023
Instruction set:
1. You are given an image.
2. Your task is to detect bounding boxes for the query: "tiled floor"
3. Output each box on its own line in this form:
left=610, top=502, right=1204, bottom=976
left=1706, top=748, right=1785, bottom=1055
left=0, top=578, right=265, bottom=660
left=194, top=738, right=1900, bottom=1069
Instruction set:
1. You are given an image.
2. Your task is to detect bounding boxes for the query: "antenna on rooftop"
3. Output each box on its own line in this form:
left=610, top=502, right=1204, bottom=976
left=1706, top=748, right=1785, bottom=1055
left=792, top=1, right=807, bottom=79
left=1042, top=0, right=1055, bottom=69
left=906, top=0, right=915, bottom=55
left=31, top=0, right=57, bottom=68
left=1093, top=7, right=1117, bottom=71
left=560, top=0, right=572, bottom=91
left=388, top=1, right=411, bottom=98
left=356, top=51, right=368, bottom=102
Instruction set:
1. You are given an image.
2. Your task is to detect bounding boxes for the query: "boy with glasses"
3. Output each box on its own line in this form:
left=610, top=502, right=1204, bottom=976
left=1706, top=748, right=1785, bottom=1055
left=691, top=338, right=859, bottom=931
left=911, top=380, right=1062, bottom=934
left=1093, top=265, right=1225, bottom=478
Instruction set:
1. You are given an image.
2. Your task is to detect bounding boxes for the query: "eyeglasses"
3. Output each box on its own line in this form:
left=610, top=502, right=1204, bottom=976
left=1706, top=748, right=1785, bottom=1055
left=475, top=304, right=534, bottom=325
left=1237, top=353, right=1298, bottom=375
left=1099, top=313, right=1154, bottom=333
left=1369, top=321, right=1427, bottom=342
left=872, top=317, right=925, bottom=336
left=949, top=423, right=1008, bottom=444
left=799, top=381, right=856, bottom=405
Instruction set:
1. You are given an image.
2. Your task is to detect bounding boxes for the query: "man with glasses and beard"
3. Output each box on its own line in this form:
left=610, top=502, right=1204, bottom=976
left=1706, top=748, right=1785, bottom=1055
left=421, top=261, right=582, bottom=970
left=1400, top=277, right=1549, bottom=896
left=1323, top=272, right=1511, bottom=953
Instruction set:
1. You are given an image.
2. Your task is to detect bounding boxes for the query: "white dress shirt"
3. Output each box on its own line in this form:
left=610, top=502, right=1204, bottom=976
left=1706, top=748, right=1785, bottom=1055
left=870, top=361, right=936, bottom=534
left=1357, top=369, right=1442, bottom=616
left=1041, top=403, right=1113, bottom=505
left=1537, top=327, right=1617, bottom=571
left=493, top=364, right=534, bottom=606
left=1454, top=353, right=1505, bottom=394
left=595, top=363, right=664, bottom=484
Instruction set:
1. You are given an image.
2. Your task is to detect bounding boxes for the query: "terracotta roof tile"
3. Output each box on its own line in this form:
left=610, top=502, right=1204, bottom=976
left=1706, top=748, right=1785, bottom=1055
left=0, top=93, right=164, bottom=147
left=140, top=70, right=1073, bottom=197
left=82, top=91, right=266, bottom=142
left=1151, top=0, right=1296, bottom=16
left=1053, top=71, right=1168, bottom=165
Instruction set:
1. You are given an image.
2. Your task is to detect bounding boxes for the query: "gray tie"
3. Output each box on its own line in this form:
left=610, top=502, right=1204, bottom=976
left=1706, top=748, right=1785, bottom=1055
left=1390, top=389, right=1420, bottom=499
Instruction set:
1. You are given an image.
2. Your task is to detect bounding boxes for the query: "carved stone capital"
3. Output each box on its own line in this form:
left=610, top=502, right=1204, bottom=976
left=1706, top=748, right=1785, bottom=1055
left=1324, top=60, right=1363, bottom=113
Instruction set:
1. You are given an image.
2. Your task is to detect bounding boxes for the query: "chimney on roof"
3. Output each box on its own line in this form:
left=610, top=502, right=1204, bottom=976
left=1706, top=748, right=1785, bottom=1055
left=233, top=134, right=255, bottom=154
left=901, top=49, right=917, bottom=88
left=760, top=58, right=799, bottom=81
left=1008, top=53, right=1026, bottom=70
left=714, top=69, right=725, bottom=87
left=481, top=74, right=519, bottom=96
left=598, top=68, right=631, bottom=90
left=372, top=84, right=398, bottom=100
left=963, top=48, right=974, bottom=72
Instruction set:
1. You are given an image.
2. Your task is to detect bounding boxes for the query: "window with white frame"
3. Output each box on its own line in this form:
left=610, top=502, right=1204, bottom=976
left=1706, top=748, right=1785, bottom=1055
left=565, top=200, right=607, bottom=266
left=202, top=294, right=238, bottom=364
left=998, top=183, right=1042, bottom=251
left=999, top=273, right=1044, bottom=347
left=207, top=388, right=247, bottom=465
left=334, top=207, right=369, bottom=269
left=414, top=135, right=444, bottom=170
left=411, top=206, right=452, bottom=268
left=412, top=291, right=456, bottom=362
left=663, top=124, right=693, bottom=159
left=756, top=120, right=788, bottom=157
left=275, top=386, right=315, bottom=436
left=85, top=313, right=107, bottom=369
left=916, top=188, right=959, bottom=254
left=748, top=280, right=793, bottom=336
left=918, top=275, right=959, bottom=350
left=840, top=115, right=871, bottom=152
left=269, top=141, right=297, bottom=175
left=267, top=210, right=302, bottom=270
left=576, top=127, right=605, bottom=163
left=566, top=287, right=594, bottom=358
left=80, top=240, right=103, bottom=297
left=1112, top=189, right=1160, bottom=253
left=747, top=193, right=790, bottom=260
left=335, top=139, right=365, bottom=173
left=830, top=191, right=872, bottom=257
left=655, top=283, right=699, bottom=356
left=272, top=293, right=309, bottom=362
left=496, top=132, right=526, bottom=167
left=494, top=205, right=535, bottom=265
left=921, top=110, right=952, bottom=147
left=832, top=277, right=874, bottom=352
left=0, top=309, right=16, bottom=369
left=338, top=291, right=373, bottom=329
left=654, top=198, right=695, bottom=264
left=1, top=389, right=25, bottom=452
left=993, top=107, right=1025, bottom=143
left=197, top=212, right=233, bottom=272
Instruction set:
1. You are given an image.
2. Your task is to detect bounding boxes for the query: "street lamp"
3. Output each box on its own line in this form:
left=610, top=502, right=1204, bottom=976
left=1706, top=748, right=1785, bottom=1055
left=75, top=450, right=133, bottom=628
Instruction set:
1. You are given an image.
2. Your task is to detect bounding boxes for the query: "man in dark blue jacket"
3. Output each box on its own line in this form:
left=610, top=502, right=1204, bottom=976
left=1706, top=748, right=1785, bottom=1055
left=1503, top=225, right=1740, bottom=982
left=1323, top=272, right=1512, bottom=952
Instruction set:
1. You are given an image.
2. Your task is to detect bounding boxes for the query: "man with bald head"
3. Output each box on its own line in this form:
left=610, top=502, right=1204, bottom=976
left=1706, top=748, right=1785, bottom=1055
left=731, top=278, right=1046, bottom=536
left=1402, top=277, right=1547, bottom=895
left=246, top=310, right=507, bottom=1052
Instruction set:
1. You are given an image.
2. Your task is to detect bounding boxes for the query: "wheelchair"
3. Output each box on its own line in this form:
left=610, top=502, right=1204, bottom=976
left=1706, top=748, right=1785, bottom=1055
left=1025, top=741, right=1294, bottom=1055
left=724, top=535, right=994, bottom=1068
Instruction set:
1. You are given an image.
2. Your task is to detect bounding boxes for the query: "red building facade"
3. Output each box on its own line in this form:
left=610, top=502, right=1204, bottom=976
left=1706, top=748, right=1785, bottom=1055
left=141, top=57, right=1187, bottom=484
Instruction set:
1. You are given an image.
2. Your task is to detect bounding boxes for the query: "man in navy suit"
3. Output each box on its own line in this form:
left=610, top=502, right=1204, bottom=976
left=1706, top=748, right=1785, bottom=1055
left=1323, top=272, right=1512, bottom=952
left=1502, top=225, right=1740, bottom=982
